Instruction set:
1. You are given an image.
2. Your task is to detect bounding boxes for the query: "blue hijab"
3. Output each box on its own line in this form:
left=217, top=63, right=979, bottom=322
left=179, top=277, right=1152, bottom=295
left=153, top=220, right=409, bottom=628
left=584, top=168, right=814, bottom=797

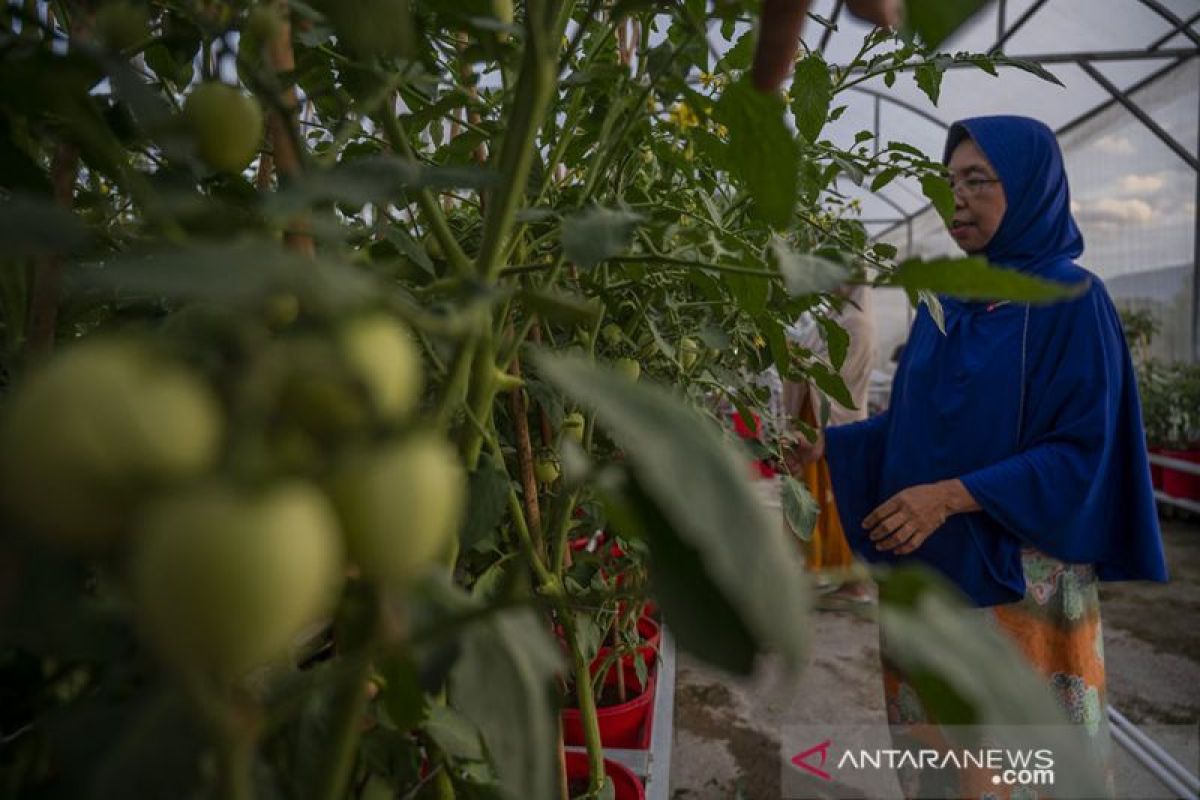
left=826, top=115, right=1168, bottom=606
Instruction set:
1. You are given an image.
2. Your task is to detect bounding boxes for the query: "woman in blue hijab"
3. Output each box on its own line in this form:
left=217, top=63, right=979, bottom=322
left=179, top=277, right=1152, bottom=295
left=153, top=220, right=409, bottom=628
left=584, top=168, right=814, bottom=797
left=822, top=115, right=1168, bottom=793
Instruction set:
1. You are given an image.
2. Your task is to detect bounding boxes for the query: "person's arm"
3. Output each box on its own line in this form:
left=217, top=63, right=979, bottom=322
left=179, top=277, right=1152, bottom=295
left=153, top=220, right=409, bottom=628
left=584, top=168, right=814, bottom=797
left=864, top=477, right=979, bottom=555
left=822, top=410, right=891, bottom=548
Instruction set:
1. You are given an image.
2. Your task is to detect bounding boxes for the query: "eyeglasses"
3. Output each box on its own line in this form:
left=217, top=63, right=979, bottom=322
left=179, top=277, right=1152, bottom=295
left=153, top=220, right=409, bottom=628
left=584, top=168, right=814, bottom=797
left=948, top=177, right=1001, bottom=198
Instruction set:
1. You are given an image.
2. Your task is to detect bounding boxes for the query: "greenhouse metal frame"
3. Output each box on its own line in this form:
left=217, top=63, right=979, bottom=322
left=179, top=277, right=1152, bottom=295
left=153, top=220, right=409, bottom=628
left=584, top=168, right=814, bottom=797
left=809, top=0, right=1200, bottom=363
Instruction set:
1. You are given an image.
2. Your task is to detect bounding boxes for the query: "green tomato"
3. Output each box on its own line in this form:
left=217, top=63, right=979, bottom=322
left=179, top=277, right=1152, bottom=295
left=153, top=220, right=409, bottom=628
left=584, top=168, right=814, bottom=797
left=423, top=232, right=445, bottom=261
left=615, top=357, right=641, bottom=382
left=491, top=0, right=513, bottom=25
left=269, top=337, right=368, bottom=440
left=330, top=436, right=465, bottom=587
left=320, top=0, right=415, bottom=59
left=602, top=323, right=624, bottom=346
left=263, top=292, right=300, bottom=328
left=183, top=82, right=264, bottom=174
left=131, top=481, right=344, bottom=682
left=339, top=313, right=424, bottom=420
left=561, top=412, right=585, bottom=444
left=680, top=336, right=702, bottom=370
left=0, top=339, right=222, bottom=549
left=535, top=457, right=560, bottom=485
left=95, top=1, right=149, bottom=52
left=245, top=4, right=285, bottom=43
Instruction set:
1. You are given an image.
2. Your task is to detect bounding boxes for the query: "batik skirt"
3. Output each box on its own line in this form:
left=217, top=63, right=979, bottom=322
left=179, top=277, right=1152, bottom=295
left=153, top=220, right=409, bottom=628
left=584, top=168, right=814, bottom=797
left=881, top=547, right=1115, bottom=799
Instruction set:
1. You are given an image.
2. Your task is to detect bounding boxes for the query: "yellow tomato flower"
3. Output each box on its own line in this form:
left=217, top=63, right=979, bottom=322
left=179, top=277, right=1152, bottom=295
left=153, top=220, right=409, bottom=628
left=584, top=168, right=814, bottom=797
left=670, top=102, right=700, bottom=130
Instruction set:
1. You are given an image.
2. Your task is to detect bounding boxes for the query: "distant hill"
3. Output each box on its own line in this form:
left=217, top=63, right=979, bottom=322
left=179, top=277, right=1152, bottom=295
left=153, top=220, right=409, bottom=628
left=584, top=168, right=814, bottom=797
left=1103, top=264, right=1190, bottom=305
left=1102, top=264, right=1192, bottom=363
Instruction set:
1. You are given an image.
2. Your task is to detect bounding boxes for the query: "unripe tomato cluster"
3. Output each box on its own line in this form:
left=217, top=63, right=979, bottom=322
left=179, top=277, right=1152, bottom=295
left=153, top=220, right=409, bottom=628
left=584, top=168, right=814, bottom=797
left=0, top=312, right=464, bottom=684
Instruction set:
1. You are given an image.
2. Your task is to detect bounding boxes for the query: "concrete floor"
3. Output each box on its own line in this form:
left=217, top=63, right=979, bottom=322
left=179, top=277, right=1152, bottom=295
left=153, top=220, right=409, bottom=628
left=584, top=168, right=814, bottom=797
left=669, top=516, right=1200, bottom=799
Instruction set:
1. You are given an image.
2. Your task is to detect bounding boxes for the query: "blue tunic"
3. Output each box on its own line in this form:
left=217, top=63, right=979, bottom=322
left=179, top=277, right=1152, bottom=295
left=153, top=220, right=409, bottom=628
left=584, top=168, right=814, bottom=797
left=825, top=116, right=1168, bottom=606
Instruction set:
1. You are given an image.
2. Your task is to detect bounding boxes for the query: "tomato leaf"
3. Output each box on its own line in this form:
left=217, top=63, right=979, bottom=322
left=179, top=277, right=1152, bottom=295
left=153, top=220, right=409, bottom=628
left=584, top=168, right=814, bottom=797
left=791, top=54, right=832, bottom=143
left=770, top=237, right=848, bottom=297
left=0, top=194, right=91, bottom=257
left=450, top=606, right=563, bottom=800
left=561, top=206, right=643, bottom=268
left=781, top=476, right=818, bottom=543
left=919, top=173, right=956, bottom=226
left=903, top=0, right=990, bottom=49
left=886, top=256, right=1088, bottom=304
left=533, top=351, right=812, bottom=674
left=914, top=62, right=943, bottom=105
left=713, top=79, right=798, bottom=228
left=460, top=454, right=511, bottom=550
left=806, top=361, right=855, bottom=410
left=817, top=316, right=850, bottom=371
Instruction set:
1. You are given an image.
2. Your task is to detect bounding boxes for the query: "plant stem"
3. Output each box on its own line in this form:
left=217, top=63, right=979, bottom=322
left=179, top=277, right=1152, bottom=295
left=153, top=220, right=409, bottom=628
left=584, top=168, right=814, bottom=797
left=378, top=106, right=474, bottom=278
left=559, top=611, right=606, bottom=797
left=312, top=660, right=372, bottom=800
left=550, top=301, right=604, bottom=576
left=182, top=674, right=260, bottom=800
left=433, top=334, right=478, bottom=430
left=456, top=1, right=572, bottom=472
left=507, top=486, right=556, bottom=587
left=433, top=766, right=456, bottom=800
left=497, top=256, right=567, bottom=369
left=218, top=713, right=257, bottom=800
left=475, top=0, right=566, bottom=282
left=460, top=333, right=499, bottom=470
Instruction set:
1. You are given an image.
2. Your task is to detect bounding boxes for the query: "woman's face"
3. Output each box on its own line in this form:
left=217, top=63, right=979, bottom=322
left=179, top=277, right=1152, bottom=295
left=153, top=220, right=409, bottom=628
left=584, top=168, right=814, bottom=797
left=946, top=138, right=1007, bottom=254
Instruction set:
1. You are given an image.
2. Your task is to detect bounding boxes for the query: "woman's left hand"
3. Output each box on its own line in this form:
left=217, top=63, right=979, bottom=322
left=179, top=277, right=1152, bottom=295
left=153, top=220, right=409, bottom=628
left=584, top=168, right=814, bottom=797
left=865, top=481, right=970, bottom=555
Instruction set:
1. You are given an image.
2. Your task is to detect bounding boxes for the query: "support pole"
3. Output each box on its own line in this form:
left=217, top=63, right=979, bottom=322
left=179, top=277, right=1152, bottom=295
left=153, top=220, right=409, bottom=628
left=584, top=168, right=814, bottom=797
left=1193, top=83, right=1199, bottom=363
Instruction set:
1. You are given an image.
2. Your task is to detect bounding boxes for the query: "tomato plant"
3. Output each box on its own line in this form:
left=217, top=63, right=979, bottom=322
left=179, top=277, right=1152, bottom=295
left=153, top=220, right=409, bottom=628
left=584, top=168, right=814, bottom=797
left=0, top=2, right=1088, bottom=799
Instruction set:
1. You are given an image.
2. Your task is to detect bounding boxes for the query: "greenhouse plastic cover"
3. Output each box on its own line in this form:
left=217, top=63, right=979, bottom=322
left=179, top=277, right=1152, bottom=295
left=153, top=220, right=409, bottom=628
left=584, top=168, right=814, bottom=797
left=792, top=0, right=1198, bottom=366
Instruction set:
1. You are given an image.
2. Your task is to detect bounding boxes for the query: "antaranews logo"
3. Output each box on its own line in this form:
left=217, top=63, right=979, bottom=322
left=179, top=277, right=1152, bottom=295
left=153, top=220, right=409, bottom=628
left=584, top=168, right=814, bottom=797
left=790, top=739, right=834, bottom=781
left=784, top=729, right=1060, bottom=799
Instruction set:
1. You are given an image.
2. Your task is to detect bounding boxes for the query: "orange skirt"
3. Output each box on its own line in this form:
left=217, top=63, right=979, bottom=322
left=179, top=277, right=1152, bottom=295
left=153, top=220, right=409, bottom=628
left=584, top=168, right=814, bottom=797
left=800, top=456, right=855, bottom=572
left=881, top=548, right=1115, bottom=799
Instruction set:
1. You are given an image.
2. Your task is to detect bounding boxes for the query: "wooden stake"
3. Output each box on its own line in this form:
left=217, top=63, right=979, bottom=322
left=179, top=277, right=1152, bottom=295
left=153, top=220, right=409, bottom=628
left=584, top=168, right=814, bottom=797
left=509, top=350, right=544, bottom=554
left=25, top=4, right=88, bottom=356
left=264, top=0, right=314, bottom=256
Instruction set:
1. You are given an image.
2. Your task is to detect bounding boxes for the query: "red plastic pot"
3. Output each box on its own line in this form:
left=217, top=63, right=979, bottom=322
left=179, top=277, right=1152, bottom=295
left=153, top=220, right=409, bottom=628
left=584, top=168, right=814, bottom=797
left=569, top=533, right=626, bottom=561
left=1162, top=448, right=1200, bottom=500
left=1148, top=446, right=1164, bottom=490
left=563, top=750, right=646, bottom=800
left=731, top=410, right=776, bottom=479
left=563, top=663, right=656, bottom=748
